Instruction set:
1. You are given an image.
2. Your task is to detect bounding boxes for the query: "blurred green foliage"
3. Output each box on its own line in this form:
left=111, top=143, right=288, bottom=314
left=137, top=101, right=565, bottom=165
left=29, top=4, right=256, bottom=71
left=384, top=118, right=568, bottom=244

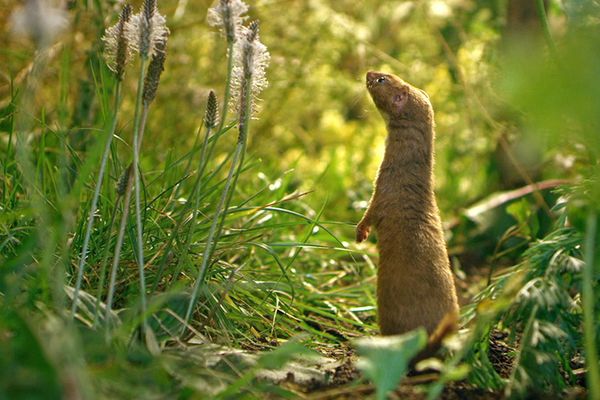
left=1, top=0, right=557, bottom=224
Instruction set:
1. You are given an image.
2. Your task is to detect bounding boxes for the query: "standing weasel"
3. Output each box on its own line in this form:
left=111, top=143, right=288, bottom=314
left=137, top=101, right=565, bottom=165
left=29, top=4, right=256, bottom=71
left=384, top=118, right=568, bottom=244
left=357, top=71, right=459, bottom=338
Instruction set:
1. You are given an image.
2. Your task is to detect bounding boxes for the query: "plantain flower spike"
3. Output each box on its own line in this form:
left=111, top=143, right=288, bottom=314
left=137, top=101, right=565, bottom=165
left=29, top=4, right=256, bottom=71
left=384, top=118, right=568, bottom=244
left=116, top=164, right=133, bottom=196
left=231, top=21, right=270, bottom=122
left=142, top=34, right=168, bottom=106
left=127, top=0, right=169, bottom=59
left=102, top=4, right=132, bottom=80
left=207, top=0, right=248, bottom=43
left=204, top=90, right=220, bottom=129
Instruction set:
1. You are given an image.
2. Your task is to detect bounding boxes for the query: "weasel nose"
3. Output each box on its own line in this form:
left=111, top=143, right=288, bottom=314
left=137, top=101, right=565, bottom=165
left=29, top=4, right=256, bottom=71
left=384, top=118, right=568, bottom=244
left=366, top=71, right=377, bottom=83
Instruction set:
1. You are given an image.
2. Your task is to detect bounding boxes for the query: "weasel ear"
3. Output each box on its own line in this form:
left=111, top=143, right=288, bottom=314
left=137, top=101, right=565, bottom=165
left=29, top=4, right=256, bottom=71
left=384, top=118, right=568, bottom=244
left=392, top=87, right=409, bottom=109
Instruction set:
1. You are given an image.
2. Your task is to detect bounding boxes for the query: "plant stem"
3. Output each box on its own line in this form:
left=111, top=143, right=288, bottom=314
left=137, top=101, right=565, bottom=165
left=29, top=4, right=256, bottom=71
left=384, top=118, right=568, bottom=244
left=132, top=57, right=149, bottom=329
left=214, top=79, right=253, bottom=258
left=71, top=82, right=122, bottom=318
left=177, top=124, right=214, bottom=263
left=535, top=0, right=558, bottom=60
left=182, top=72, right=254, bottom=334
left=217, top=41, right=235, bottom=133
left=583, top=212, right=600, bottom=400
left=137, top=107, right=150, bottom=153
left=105, top=172, right=134, bottom=332
left=181, top=140, right=243, bottom=331
left=93, top=193, right=121, bottom=327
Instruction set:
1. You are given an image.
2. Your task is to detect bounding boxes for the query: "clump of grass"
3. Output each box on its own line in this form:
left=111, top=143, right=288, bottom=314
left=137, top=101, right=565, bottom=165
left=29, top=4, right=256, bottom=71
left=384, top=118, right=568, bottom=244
left=60, top=0, right=354, bottom=358
left=73, top=0, right=171, bottom=336
left=456, top=199, right=586, bottom=396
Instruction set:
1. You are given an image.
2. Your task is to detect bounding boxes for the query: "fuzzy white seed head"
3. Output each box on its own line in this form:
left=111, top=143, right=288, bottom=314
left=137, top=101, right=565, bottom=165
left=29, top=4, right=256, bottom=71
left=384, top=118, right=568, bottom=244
left=127, top=0, right=169, bottom=59
left=102, top=4, right=132, bottom=79
left=230, top=22, right=270, bottom=118
left=10, top=0, right=69, bottom=48
left=207, top=0, right=248, bottom=42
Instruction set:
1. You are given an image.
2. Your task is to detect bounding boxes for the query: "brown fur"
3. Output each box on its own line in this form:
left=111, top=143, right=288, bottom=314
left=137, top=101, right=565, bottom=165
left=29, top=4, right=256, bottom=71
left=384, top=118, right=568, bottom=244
left=357, top=71, right=459, bottom=342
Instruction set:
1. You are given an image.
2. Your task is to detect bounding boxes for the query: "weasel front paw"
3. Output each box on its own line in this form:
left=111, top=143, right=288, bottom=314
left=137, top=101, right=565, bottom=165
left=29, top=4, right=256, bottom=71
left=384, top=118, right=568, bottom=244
left=356, top=223, right=370, bottom=243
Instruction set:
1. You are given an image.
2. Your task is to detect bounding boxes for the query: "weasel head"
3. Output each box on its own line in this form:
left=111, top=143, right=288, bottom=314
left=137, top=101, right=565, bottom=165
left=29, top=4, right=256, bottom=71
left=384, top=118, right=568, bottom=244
left=366, top=71, right=433, bottom=125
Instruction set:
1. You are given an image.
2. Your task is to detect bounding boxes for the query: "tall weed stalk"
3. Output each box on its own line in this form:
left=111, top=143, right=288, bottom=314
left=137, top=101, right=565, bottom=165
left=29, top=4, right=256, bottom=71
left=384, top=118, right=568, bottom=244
left=101, top=0, right=169, bottom=334
left=183, top=15, right=270, bottom=331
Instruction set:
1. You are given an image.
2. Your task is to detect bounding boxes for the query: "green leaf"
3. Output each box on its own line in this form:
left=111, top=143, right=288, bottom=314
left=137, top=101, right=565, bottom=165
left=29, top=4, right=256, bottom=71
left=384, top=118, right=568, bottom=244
left=355, top=329, right=427, bottom=400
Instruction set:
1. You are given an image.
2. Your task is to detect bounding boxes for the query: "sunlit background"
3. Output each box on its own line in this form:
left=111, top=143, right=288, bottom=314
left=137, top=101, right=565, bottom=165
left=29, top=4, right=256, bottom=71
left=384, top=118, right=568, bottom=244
left=3, top=0, right=586, bottom=224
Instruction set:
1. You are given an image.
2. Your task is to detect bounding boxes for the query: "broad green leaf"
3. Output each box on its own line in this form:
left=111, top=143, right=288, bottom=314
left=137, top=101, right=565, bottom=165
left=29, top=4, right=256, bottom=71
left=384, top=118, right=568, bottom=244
left=355, top=329, right=427, bottom=400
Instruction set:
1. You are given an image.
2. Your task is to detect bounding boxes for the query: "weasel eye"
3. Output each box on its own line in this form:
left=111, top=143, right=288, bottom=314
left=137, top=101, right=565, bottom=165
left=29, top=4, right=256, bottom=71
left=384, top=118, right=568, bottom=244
left=376, top=76, right=386, bottom=83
